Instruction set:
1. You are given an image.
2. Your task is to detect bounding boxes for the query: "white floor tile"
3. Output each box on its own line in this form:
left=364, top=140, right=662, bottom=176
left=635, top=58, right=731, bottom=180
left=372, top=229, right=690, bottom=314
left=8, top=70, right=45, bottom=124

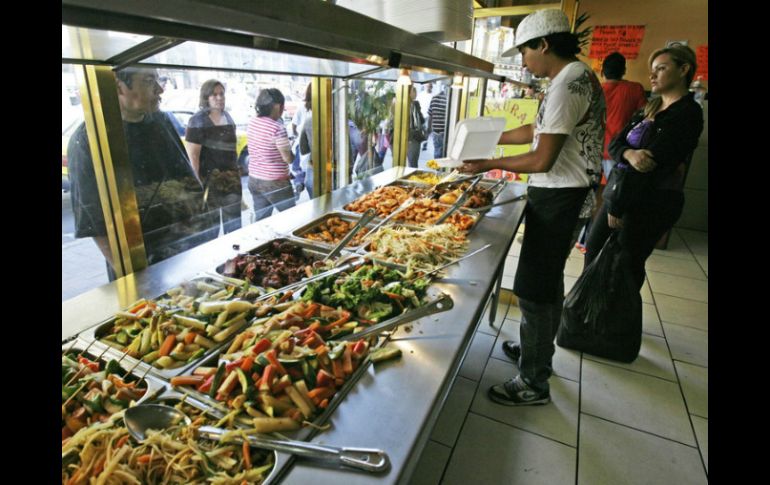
left=444, top=413, right=576, bottom=485
left=655, top=294, right=708, bottom=332
left=641, top=279, right=653, bottom=304
left=581, top=360, right=695, bottom=445
left=410, top=440, right=451, bottom=485
left=476, top=298, right=510, bottom=337
left=675, top=361, right=708, bottom=418
left=663, top=323, right=708, bottom=367
left=645, top=254, right=707, bottom=280
left=578, top=414, right=707, bottom=485
left=564, top=256, right=584, bottom=278
left=472, top=358, right=580, bottom=446
left=430, top=377, right=478, bottom=447
left=458, top=332, right=496, bottom=381
left=642, top=303, right=664, bottom=337
left=583, top=333, right=676, bottom=381
left=503, top=256, right=519, bottom=277
left=694, top=253, right=708, bottom=276
left=492, top=318, right=581, bottom=382
left=652, top=230, right=696, bottom=261
left=564, top=275, right=578, bottom=295
left=676, top=228, right=708, bottom=257
left=501, top=275, right=514, bottom=290
left=647, top=272, right=708, bottom=303
left=506, top=303, right=522, bottom=322
left=691, top=415, right=708, bottom=473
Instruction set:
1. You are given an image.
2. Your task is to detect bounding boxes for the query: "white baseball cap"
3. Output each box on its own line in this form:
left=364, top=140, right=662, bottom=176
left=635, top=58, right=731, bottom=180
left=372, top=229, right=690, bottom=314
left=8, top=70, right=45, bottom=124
left=502, top=9, right=571, bottom=57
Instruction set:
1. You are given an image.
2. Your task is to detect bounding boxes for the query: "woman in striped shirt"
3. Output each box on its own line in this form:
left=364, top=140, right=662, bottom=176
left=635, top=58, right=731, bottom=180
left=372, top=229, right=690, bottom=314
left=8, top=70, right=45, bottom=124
left=247, top=88, right=296, bottom=221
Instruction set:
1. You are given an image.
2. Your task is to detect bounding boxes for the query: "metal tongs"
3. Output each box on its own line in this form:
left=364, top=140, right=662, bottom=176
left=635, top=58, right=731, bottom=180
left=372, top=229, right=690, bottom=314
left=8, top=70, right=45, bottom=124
left=363, top=197, right=417, bottom=240
left=474, top=193, right=528, bottom=212
left=334, top=293, right=454, bottom=341
left=334, top=244, right=492, bottom=341
left=256, top=256, right=366, bottom=302
left=435, top=174, right=483, bottom=224
left=324, top=208, right=377, bottom=262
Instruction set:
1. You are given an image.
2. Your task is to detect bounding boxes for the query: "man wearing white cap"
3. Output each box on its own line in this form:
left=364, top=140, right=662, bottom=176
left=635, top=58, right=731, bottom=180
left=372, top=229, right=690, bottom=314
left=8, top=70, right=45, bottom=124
left=460, top=9, right=605, bottom=406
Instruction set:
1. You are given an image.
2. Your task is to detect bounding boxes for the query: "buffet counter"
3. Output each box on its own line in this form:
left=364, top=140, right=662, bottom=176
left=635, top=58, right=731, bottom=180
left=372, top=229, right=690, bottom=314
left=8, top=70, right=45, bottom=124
left=61, top=167, right=527, bottom=484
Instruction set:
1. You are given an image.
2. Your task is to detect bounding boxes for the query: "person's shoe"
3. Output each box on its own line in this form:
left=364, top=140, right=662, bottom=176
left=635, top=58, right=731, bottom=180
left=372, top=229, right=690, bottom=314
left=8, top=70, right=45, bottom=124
left=488, top=375, right=550, bottom=406
left=502, top=340, right=521, bottom=364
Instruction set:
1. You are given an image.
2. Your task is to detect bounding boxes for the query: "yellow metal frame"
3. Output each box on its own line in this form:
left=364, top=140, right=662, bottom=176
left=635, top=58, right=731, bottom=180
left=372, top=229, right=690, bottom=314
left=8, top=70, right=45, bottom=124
left=392, top=84, right=410, bottom=167
left=311, top=77, right=333, bottom=196
left=473, top=4, right=561, bottom=18
left=77, top=65, right=147, bottom=277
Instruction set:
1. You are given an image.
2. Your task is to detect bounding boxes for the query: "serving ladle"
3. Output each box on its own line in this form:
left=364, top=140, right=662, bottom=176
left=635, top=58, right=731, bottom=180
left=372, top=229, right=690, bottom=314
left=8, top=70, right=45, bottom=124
left=124, top=404, right=390, bottom=473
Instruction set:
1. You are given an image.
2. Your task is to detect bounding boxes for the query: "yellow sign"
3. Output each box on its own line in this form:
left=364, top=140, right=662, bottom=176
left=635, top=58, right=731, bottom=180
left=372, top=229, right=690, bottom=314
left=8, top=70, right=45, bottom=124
left=467, top=96, right=539, bottom=182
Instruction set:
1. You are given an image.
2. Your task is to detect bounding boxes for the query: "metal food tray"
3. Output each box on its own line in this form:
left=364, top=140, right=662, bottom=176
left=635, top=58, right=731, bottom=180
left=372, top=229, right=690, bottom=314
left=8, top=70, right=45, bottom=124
left=390, top=201, right=481, bottom=230
left=165, top=287, right=451, bottom=439
left=144, top=393, right=285, bottom=485
left=214, top=237, right=337, bottom=286
left=290, top=211, right=378, bottom=253
left=78, top=276, right=263, bottom=381
left=61, top=339, right=164, bottom=408
left=432, top=179, right=506, bottom=213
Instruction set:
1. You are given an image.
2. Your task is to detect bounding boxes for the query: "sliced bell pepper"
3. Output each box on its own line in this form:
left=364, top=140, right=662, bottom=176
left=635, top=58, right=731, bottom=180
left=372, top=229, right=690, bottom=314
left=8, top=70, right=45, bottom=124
left=315, top=369, right=335, bottom=388
left=265, top=349, right=287, bottom=376
left=225, top=358, right=245, bottom=373
left=77, top=357, right=99, bottom=373
left=251, top=338, right=272, bottom=356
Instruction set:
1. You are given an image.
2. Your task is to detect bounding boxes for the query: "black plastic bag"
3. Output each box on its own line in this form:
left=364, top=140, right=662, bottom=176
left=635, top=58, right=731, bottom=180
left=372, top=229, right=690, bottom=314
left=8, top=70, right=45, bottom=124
left=557, top=231, right=642, bottom=362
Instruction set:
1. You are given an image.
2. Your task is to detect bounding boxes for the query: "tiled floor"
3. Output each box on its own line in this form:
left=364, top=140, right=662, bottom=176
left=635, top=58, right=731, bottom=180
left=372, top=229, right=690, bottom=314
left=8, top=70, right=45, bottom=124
left=412, top=226, right=708, bottom=484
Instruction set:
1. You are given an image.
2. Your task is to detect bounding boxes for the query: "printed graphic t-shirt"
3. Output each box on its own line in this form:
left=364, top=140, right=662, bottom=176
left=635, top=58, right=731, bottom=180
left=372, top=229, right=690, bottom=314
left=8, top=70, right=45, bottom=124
left=528, top=61, right=605, bottom=188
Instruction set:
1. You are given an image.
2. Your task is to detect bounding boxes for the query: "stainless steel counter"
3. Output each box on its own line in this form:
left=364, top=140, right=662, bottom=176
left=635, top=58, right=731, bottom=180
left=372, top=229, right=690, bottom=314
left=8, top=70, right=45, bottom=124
left=61, top=167, right=526, bottom=484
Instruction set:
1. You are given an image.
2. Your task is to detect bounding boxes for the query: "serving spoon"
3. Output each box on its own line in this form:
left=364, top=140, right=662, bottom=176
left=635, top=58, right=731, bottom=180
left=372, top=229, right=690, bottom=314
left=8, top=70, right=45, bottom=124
left=124, top=404, right=390, bottom=473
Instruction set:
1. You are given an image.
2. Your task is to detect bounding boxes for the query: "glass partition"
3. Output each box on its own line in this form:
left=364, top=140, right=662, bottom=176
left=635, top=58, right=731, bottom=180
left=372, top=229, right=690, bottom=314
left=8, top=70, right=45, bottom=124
left=62, top=25, right=151, bottom=61
left=62, top=63, right=314, bottom=301
left=142, top=41, right=376, bottom=78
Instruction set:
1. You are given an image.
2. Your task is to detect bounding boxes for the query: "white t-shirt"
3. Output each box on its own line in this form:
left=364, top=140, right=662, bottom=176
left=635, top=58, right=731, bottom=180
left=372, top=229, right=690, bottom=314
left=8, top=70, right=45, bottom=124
left=528, top=62, right=605, bottom=188
left=416, top=89, right=434, bottom=119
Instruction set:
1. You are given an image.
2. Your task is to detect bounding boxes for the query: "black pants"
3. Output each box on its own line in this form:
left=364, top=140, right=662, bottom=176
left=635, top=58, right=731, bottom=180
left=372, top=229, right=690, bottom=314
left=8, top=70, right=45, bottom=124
left=585, top=190, right=684, bottom=291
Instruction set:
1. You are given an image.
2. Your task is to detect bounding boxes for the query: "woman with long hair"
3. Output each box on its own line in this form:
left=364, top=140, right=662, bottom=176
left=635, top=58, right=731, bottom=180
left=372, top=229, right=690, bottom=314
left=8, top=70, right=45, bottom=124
left=584, top=43, right=704, bottom=290
left=185, top=79, right=242, bottom=233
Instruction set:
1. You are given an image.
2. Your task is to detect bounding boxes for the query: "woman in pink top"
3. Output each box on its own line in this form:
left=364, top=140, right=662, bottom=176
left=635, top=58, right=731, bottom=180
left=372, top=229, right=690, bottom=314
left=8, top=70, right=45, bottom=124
left=247, top=88, right=296, bottom=221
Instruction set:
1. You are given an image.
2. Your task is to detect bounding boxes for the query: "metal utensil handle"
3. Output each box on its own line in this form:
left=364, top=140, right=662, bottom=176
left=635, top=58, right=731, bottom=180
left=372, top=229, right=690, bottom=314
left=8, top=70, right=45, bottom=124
left=256, top=258, right=364, bottom=302
left=475, top=193, right=527, bottom=211
left=364, top=197, right=416, bottom=238
left=336, top=293, right=454, bottom=341
left=433, top=172, right=480, bottom=192
left=324, top=208, right=377, bottom=262
left=197, top=426, right=390, bottom=473
left=487, top=178, right=506, bottom=193
left=423, top=243, right=493, bottom=278
left=435, top=175, right=483, bottom=224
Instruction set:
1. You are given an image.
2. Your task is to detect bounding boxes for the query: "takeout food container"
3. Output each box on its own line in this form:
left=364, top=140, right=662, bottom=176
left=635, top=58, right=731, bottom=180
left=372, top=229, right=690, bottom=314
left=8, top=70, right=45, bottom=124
left=435, top=116, right=507, bottom=168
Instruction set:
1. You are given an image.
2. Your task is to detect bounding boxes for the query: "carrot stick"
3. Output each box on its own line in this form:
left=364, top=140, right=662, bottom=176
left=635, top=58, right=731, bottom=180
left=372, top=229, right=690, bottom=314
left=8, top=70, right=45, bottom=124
left=243, top=441, right=252, bottom=469
left=159, top=334, right=176, bottom=357
left=184, top=332, right=197, bottom=345
left=170, top=375, right=205, bottom=387
left=136, top=454, right=153, bottom=464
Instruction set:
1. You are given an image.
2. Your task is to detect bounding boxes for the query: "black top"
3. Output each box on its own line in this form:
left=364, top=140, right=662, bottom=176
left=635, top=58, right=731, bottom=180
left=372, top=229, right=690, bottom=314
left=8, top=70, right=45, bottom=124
left=67, top=112, right=218, bottom=265
left=605, top=92, right=703, bottom=217
left=184, top=110, right=238, bottom=178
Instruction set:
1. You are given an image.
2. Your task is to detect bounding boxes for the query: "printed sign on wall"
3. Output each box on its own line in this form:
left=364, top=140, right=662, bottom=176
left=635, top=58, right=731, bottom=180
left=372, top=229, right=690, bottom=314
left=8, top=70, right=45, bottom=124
left=589, top=25, right=646, bottom=59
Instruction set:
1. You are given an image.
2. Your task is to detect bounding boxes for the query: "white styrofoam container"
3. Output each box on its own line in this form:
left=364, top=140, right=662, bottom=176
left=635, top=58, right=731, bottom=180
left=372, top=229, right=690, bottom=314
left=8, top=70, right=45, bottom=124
left=437, top=116, right=506, bottom=168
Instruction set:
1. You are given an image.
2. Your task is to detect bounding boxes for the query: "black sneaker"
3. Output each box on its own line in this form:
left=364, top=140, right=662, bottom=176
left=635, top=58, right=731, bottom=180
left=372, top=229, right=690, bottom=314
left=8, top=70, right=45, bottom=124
left=502, top=340, right=521, bottom=364
left=488, top=375, right=551, bottom=406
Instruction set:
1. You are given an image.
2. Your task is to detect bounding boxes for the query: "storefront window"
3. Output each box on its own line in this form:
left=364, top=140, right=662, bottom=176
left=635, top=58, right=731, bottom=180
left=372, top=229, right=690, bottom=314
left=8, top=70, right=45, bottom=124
left=61, top=63, right=313, bottom=301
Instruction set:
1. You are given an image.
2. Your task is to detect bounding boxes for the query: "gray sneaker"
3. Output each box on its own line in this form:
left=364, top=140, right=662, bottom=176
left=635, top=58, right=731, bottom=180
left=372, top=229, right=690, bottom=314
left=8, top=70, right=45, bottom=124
left=488, top=375, right=550, bottom=406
